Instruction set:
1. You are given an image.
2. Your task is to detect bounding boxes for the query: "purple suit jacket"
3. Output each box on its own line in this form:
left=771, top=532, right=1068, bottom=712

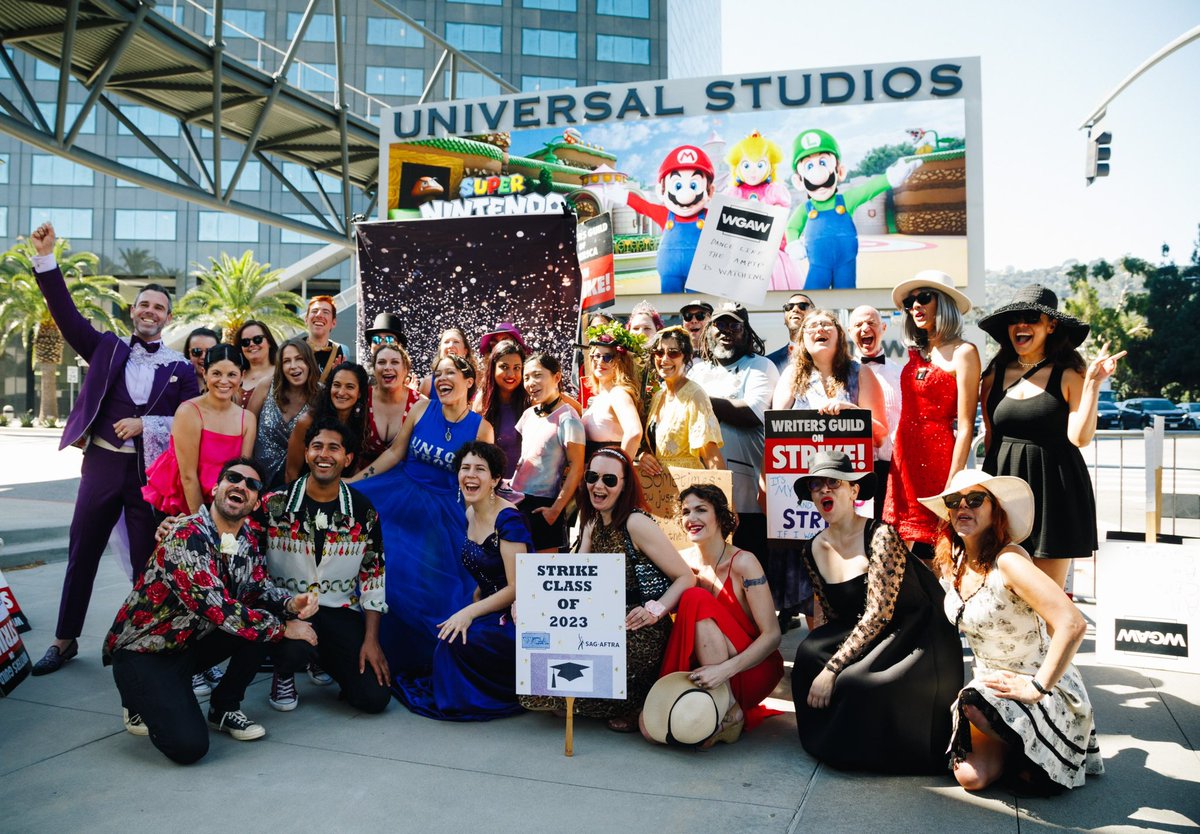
left=35, top=267, right=198, bottom=456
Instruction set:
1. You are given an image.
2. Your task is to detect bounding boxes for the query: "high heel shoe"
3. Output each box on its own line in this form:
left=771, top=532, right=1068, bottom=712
left=701, top=703, right=744, bottom=748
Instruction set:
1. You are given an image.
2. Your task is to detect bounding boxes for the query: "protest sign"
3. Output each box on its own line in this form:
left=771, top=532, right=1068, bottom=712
left=639, top=466, right=734, bottom=550
left=0, top=570, right=31, bottom=695
left=0, top=568, right=30, bottom=632
left=686, top=194, right=788, bottom=306
left=577, top=212, right=616, bottom=312
left=764, top=408, right=874, bottom=541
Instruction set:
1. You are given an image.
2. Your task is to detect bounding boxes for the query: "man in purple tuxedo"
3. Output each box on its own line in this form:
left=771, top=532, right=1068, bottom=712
left=28, top=223, right=199, bottom=675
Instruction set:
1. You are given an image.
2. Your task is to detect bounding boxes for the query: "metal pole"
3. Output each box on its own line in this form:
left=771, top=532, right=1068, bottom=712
left=1079, top=25, right=1200, bottom=129
left=212, top=0, right=225, bottom=199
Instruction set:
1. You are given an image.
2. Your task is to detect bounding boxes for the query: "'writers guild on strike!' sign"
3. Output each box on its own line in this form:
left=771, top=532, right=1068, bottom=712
left=687, top=194, right=788, bottom=306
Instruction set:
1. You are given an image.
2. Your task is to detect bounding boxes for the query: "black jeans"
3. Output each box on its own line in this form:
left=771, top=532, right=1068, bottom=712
left=272, top=607, right=390, bottom=714
left=111, top=631, right=267, bottom=765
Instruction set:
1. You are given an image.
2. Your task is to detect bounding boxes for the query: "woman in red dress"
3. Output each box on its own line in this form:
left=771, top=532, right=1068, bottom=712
left=884, top=271, right=980, bottom=560
left=650, top=484, right=783, bottom=747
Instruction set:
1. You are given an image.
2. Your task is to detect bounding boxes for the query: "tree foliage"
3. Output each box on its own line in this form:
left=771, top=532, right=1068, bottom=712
left=175, top=250, right=305, bottom=343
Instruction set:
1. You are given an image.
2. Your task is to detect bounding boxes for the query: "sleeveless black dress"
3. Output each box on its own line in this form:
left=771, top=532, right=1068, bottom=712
left=983, top=363, right=1098, bottom=559
left=792, top=521, right=964, bottom=774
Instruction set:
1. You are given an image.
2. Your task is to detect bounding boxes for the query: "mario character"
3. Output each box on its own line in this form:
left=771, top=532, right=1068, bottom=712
left=625, top=145, right=715, bottom=294
left=725, top=130, right=803, bottom=291
left=785, top=129, right=921, bottom=290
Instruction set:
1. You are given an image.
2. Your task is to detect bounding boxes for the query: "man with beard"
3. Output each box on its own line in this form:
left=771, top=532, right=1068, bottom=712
left=262, top=418, right=390, bottom=715
left=849, top=306, right=903, bottom=518
left=688, top=303, right=779, bottom=559
left=766, top=292, right=815, bottom=373
left=104, top=458, right=318, bottom=764
left=28, top=223, right=199, bottom=677
left=785, top=129, right=921, bottom=290
left=625, top=145, right=716, bottom=293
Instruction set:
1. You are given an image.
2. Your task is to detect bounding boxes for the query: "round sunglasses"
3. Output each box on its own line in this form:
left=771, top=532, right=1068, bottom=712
left=240, top=335, right=266, bottom=347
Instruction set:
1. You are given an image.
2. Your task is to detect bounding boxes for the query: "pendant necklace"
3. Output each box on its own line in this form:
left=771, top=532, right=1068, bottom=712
left=444, top=404, right=469, bottom=442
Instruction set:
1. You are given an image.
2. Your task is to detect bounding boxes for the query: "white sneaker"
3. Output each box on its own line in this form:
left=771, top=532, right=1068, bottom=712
left=269, top=672, right=298, bottom=711
left=207, top=708, right=266, bottom=741
left=123, top=708, right=149, bottom=736
left=191, top=672, right=212, bottom=696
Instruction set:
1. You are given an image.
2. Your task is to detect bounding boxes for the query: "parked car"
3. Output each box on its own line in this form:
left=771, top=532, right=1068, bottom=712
left=1096, top=400, right=1122, bottom=429
left=1179, top=402, right=1200, bottom=430
left=1119, top=397, right=1187, bottom=430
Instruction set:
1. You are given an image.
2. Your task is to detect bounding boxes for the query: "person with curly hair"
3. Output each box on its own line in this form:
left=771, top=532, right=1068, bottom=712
left=285, top=362, right=370, bottom=483
left=581, top=321, right=645, bottom=460
left=247, top=336, right=320, bottom=491
left=638, top=326, right=724, bottom=474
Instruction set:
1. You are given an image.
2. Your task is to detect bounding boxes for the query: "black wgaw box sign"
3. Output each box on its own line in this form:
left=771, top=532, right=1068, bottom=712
left=1113, top=619, right=1188, bottom=658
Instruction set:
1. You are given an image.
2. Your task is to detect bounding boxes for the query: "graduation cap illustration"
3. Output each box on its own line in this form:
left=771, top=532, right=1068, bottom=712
left=550, top=661, right=589, bottom=688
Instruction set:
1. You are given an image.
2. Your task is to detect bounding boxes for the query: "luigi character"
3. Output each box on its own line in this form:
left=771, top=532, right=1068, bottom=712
left=625, top=145, right=716, bottom=294
left=785, top=129, right=921, bottom=290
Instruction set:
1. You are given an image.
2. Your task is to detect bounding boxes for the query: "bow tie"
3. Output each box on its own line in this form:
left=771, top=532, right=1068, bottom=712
left=861, top=354, right=886, bottom=365
left=131, top=335, right=161, bottom=354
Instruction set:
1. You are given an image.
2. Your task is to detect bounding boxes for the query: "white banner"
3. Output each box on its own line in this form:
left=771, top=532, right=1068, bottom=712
left=686, top=194, right=788, bottom=306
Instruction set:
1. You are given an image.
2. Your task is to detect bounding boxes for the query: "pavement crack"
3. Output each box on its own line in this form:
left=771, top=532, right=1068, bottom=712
left=785, top=759, right=821, bottom=833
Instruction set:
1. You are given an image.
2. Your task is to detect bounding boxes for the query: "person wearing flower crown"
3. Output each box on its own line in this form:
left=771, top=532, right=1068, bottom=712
left=977, top=285, right=1124, bottom=588
left=581, top=320, right=646, bottom=460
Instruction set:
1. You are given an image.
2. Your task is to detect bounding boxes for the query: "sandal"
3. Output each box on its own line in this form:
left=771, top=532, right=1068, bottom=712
left=606, top=714, right=639, bottom=733
left=701, top=703, right=745, bottom=749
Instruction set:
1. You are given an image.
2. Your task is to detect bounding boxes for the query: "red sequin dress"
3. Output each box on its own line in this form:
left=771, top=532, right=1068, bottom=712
left=885, top=349, right=958, bottom=543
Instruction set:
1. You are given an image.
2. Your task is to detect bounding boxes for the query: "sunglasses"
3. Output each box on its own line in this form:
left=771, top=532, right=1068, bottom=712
left=589, top=353, right=615, bottom=365
left=1007, top=310, right=1044, bottom=326
left=188, top=347, right=207, bottom=358
left=240, top=335, right=266, bottom=347
left=805, top=476, right=845, bottom=492
left=783, top=301, right=813, bottom=312
left=222, top=470, right=264, bottom=493
left=584, top=471, right=620, bottom=487
left=943, top=491, right=990, bottom=509
left=371, top=334, right=399, bottom=345
left=902, top=291, right=937, bottom=311
left=804, top=321, right=836, bottom=333
left=681, top=310, right=709, bottom=322
left=713, top=318, right=745, bottom=331
left=652, top=347, right=684, bottom=359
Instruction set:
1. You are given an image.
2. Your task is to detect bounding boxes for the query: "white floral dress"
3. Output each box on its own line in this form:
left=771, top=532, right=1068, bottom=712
left=943, top=555, right=1104, bottom=789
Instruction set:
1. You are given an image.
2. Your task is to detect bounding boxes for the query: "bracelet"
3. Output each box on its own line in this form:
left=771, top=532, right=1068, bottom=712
left=644, top=599, right=667, bottom=620
left=1030, top=677, right=1050, bottom=697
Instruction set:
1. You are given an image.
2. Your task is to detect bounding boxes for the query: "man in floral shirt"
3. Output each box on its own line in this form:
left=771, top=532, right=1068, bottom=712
left=105, top=458, right=318, bottom=764
left=262, top=418, right=390, bottom=714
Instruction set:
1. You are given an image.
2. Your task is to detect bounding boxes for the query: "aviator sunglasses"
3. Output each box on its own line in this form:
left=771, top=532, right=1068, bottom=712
left=902, top=291, right=937, bottom=311
left=652, top=347, right=684, bottom=359
left=943, top=491, right=990, bottom=509
left=240, top=335, right=266, bottom=347
left=584, top=471, right=620, bottom=487
left=221, top=470, right=264, bottom=493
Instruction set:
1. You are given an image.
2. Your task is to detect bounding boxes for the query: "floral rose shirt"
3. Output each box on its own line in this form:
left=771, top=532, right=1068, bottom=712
left=103, top=506, right=293, bottom=663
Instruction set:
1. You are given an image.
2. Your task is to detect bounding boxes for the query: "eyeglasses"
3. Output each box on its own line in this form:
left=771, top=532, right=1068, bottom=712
left=902, top=291, right=937, bottom=311
left=188, top=347, right=207, bottom=358
left=652, top=347, right=684, bottom=359
left=943, top=491, right=990, bottom=509
left=222, top=470, right=264, bottom=493
left=681, top=310, right=708, bottom=323
left=803, top=322, right=836, bottom=333
left=805, top=476, right=845, bottom=492
left=783, top=301, right=813, bottom=312
left=584, top=471, right=620, bottom=487
left=240, top=335, right=266, bottom=347
left=589, top=353, right=616, bottom=365
left=371, top=334, right=399, bottom=345
left=1007, top=310, right=1044, bottom=326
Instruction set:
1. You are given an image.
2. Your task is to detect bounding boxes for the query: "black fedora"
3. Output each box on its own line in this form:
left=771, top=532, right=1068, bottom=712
left=978, top=285, right=1090, bottom=347
left=365, top=312, right=408, bottom=349
left=793, top=449, right=875, bottom=502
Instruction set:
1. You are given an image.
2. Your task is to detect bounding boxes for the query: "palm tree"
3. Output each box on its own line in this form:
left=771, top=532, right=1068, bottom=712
left=175, top=250, right=306, bottom=343
left=0, top=238, right=127, bottom=422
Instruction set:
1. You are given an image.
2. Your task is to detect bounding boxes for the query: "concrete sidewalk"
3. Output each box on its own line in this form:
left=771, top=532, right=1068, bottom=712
left=2, top=556, right=1197, bottom=833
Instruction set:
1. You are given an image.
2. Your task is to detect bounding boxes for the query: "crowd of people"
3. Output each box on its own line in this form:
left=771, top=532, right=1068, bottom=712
left=26, top=220, right=1118, bottom=793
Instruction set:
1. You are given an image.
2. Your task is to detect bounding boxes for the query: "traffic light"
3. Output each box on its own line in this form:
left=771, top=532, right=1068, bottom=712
left=1086, top=129, right=1112, bottom=185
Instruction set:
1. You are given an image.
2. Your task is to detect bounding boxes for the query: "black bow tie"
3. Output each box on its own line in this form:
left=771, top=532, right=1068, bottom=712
left=131, top=335, right=161, bottom=354
left=861, top=354, right=886, bottom=365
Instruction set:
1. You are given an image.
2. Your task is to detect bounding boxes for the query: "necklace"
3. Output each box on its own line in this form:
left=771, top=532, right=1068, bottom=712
left=444, top=404, right=469, bottom=442
left=1016, top=356, right=1045, bottom=369
left=714, top=541, right=729, bottom=568
left=534, top=396, right=562, bottom=418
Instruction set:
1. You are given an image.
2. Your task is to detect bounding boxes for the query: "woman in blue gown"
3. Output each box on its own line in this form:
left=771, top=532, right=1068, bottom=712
left=395, top=441, right=532, bottom=720
left=348, top=355, right=494, bottom=679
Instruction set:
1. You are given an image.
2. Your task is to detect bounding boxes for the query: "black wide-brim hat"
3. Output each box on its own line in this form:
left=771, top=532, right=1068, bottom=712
left=978, top=284, right=1090, bottom=347
left=793, top=449, right=876, bottom=502
left=365, top=312, right=408, bottom=348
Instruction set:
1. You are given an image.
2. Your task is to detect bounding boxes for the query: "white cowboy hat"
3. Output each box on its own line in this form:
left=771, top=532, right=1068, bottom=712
left=918, top=469, right=1035, bottom=544
left=641, top=671, right=733, bottom=746
left=891, top=269, right=971, bottom=314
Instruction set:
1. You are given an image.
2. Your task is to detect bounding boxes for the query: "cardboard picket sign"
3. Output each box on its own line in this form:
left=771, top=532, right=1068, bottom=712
left=0, top=568, right=31, bottom=633
left=0, top=602, right=32, bottom=697
left=685, top=194, right=789, bottom=306
left=638, top=466, right=734, bottom=550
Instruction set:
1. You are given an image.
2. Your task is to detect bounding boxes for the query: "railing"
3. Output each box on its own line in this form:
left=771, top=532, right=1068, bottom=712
left=1085, top=428, right=1199, bottom=540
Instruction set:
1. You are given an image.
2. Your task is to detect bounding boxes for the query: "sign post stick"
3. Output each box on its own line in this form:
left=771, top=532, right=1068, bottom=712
left=565, top=696, right=575, bottom=757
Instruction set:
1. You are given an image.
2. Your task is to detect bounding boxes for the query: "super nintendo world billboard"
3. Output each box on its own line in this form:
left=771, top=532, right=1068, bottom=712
left=379, top=58, right=982, bottom=308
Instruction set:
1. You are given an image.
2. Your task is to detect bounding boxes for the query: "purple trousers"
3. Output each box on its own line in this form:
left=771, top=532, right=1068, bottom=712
left=56, top=446, right=156, bottom=639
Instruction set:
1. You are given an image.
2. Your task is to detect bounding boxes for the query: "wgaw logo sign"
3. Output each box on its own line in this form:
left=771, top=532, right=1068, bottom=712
left=1114, top=619, right=1188, bottom=658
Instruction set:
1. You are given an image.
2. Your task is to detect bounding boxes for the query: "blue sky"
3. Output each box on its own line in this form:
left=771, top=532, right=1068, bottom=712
left=719, top=1, right=1200, bottom=270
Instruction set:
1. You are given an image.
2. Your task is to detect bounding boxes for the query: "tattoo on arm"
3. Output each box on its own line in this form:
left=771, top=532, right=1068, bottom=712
left=743, top=575, right=768, bottom=588
left=363, top=466, right=375, bottom=478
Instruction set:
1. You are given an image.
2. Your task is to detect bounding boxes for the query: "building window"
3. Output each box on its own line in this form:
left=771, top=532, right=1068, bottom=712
left=285, top=13, right=345, bottom=43
left=523, top=28, right=576, bottom=59
left=31, top=155, right=94, bottom=187
left=198, top=212, right=259, bottom=242
left=0, top=207, right=7, bottom=238
left=116, top=156, right=179, bottom=187
left=445, top=23, right=502, bottom=54
left=116, top=105, right=178, bottom=137
left=280, top=214, right=325, bottom=244
left=445, top=72, right=501, bottom=99
left=37, top=102, right=96, bottom=135
left=596, top=34, right=650, bottom=64
left=35, top=60, right=61, bottom=81
left=281, top=162, right=342, bottom=194
left=366, top=17, right=424, bottom=47
left=447, top=0, right=502, bottom=4
left=289, top=62, right=337, bottom=94
left=597, top=0, right=649, bottom=17
left=220, top=160, right=261, bottom=191
left=365, top=66, right=425, bottom=98
left=204, top=9, right=266, bottom=39
left=523, top=0, right=577, bottom=9
left=30, top=208, right=93, bottom=240
left=0, top=153, right=8, bottom=184
left=521, top=75, right=576, bottom=92
left=115, top=210, right=177, bottom=241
